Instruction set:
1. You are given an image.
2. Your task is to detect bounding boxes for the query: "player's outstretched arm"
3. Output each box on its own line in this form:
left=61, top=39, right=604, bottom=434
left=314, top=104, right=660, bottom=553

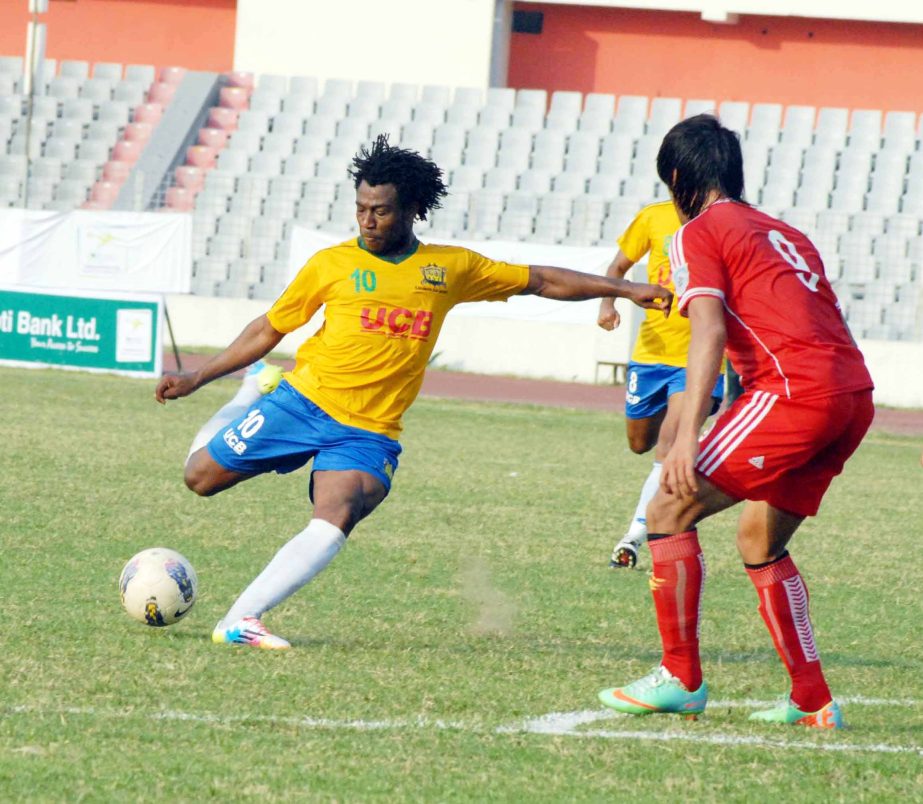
left=524, top=265, right=671, bottom=313
left=597, top=251, right=636, bottom=331
left=155, top=314, right=285, bottom=404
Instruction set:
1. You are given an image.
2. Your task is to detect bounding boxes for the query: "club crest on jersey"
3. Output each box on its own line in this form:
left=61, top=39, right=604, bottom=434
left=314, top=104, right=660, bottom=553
left=418, top=263, right=448, bottom=293
left=672, top=262, right=689, bottom=297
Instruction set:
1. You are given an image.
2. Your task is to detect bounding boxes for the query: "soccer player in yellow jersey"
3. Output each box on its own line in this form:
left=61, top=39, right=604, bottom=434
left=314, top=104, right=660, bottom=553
left=155, top=135, right=672, bottom=649
left=597, top=200, right=724, bottom=569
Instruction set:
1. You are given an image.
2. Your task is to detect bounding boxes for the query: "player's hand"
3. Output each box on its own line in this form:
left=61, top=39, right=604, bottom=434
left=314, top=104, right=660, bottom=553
left=661, top=433, right=700, bottom=498
left=155, top=372, right=200, bottom=404
left=626, top=282, right=673, bottom=316
left=597, top=299, right=621, bottom=330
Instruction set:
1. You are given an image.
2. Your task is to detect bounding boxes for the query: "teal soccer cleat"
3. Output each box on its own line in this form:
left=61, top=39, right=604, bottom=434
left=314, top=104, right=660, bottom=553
left=599, top=666, right=708, bottom=719
left=749, top=699, right=844, bottom=729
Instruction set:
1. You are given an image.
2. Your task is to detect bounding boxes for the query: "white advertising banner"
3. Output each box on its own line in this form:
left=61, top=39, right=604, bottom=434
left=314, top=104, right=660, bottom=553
left=0, top=209, right=192, bottom=294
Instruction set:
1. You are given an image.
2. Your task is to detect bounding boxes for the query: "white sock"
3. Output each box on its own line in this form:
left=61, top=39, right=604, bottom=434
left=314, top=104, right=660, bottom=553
left=221, top=518, right=346, bottom=625
left=625, top=461, right=662, bottom=544
left=186, top=371, right=263, bottom=462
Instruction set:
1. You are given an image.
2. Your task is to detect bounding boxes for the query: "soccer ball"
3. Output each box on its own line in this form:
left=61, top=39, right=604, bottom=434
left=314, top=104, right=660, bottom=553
left=119, top=547, right=198, bottom=627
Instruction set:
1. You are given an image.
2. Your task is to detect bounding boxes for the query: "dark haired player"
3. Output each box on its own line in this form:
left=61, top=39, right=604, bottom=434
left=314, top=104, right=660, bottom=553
left=598, top=115, right=873, bottom=728
left=156, top=135, right=672, bottom=649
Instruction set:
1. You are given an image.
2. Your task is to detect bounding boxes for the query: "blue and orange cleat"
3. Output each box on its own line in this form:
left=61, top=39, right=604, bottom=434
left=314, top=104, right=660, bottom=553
left=749, top=699, right=844, bottom=729
left=599, top=666, right=707, bottom=719
left=212, top=616, right=291, bottom=650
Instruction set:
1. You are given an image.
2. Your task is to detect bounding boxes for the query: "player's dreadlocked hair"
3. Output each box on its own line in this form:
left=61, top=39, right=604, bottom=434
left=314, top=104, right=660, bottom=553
left=656, top=114, right=745, bottom=220
left=349, top=134, right=448, bottom=221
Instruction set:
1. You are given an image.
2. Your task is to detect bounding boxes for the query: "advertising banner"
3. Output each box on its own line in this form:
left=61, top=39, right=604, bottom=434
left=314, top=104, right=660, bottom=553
left=0, top=285, right=162, bottom=378
left=0, top=209, right=191, bottom=294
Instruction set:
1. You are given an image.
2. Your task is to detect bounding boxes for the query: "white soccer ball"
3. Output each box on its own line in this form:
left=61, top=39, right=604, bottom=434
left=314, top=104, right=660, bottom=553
left=119, top=547, right=198, bottom=627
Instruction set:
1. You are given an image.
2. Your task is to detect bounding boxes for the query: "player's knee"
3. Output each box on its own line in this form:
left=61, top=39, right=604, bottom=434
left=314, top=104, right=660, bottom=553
left=627, top=432, right=654, bottom=454
left=183, top=460, right=218, bottom=497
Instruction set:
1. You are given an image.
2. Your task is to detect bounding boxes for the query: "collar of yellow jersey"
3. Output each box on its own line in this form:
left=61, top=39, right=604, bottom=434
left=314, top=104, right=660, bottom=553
left=356, top=236, right=420, bottom=264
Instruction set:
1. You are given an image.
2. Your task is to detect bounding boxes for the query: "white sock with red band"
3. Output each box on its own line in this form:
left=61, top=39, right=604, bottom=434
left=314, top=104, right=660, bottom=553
left=221, top=518, right=346, bottom=626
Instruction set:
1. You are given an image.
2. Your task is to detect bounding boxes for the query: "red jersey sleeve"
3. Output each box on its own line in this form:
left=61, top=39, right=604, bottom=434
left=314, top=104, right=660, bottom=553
left=671, top=220, right=726, bottom=316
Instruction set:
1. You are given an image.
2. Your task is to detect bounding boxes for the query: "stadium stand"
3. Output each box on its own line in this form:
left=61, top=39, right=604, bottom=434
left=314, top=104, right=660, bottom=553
left=2, top=58, right=921, bottom=340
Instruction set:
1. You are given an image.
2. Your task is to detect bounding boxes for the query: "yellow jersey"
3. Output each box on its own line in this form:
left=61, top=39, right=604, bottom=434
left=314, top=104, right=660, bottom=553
left=618, top=201, right=690, bottom=367
left=267, top=237, right=529, bottom=439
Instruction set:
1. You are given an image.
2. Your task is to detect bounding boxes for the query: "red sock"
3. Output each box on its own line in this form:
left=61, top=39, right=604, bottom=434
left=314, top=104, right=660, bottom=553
left=746, top=553, right=832, bottom=712
left=647, top=530, right=705, bottom=691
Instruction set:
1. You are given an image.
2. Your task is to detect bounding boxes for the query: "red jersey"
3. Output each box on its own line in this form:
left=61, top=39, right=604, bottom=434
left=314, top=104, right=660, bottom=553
left=670, top=200, right=873, bottom=401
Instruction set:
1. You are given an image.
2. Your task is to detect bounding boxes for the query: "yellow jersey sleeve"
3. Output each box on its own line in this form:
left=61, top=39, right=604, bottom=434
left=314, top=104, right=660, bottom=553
left=617, top=212, right=654, bottom=265
left=266, top=253, right=328, bottom=333
left=455, top=249, right=530, bottom=303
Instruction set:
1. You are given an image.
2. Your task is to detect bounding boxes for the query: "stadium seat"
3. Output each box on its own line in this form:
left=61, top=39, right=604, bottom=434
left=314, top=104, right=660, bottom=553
left=103, top=160, right=132, bottom=184
left=582, top=92, right=616, bottom=120
left=195, top=127, right=228, bottom=150
left=648, top=97, right=682, bottom=136
left=421, top=84, right=453, bottom=107
left=125, top=64, right=156, bottom=85
left=516, top=169, right=551, bottom=195
left=717, top=100, right=749, bottom=135
left=684, top=99, right=716, bottom=118
left=159, top=66, right=187, bottom=85
left=89, top=62, right=120, bottom=83
left=227, top=71, right=255, bottom=91
left=147, top=82, right=177, bottom=106
left=208, top=107, right=239, bottom=130
left=484, top=87, right=515, bottom=111
left=511, top=106, right=544, bottom=132
left=60, top=60, right=90, bottom=80
left=185, top=145, right=217, bottom=170
left=219, top=86, right=250, bottom=111
left=165, top=186, right=196, bottom=211
left=483, top=167, right=518, bottom=192
left=449, top=165, right=484, bottom=192
left=132, top=102, right=163, bottom=124
left=388, top=82, right=419, bottom=104
left=124, top=122, right=153, bottom=143
left=81, top=78, right=114, bottom=103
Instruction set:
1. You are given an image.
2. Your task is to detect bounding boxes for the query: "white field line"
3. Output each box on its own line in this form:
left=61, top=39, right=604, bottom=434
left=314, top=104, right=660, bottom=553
left=5, top=700, right=923, bottom=758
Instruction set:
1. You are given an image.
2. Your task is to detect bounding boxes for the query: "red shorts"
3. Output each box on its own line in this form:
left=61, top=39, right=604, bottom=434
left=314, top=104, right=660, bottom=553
left=695, top=388, right=874, bottom=517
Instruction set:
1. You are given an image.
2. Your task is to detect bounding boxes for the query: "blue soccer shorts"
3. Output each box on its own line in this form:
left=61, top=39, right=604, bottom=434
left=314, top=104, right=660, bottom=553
left=624, top=361, right=725, bottom=420
left=206, top=380, right=402, bottom=495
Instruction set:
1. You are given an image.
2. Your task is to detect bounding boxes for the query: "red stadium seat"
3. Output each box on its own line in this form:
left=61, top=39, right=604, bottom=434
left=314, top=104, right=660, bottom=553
left=133, top=102, right=163, bottom=124
left=124, top=122, right=153, bottom=143
left=197, top=127, right=229, bottom=149
left=165, top=186, right=197, bottom=211
left=147, top=82, right=177, bottom=105
left=90, top=180, right=121, bottom=204
left=111, top=140, right=143, bottom=164
left=174, top=165, right=206, bottom=192
left=226, top=71, right=255, bottom=91
left=158, top=66, right=187, bottom=85
left=81, top=200, right=111, bottom=210
left=186, top=145, right=218, bottom=169
left=219, top=86, right=250, bottom=110
left=207, top=106, right=238, bottom=130
left=102, top=160, right=132, bottom=183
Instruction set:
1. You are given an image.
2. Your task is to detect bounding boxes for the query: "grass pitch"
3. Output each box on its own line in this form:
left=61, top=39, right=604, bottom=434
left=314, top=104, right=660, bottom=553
left=1, top=366, right=922, bottom=801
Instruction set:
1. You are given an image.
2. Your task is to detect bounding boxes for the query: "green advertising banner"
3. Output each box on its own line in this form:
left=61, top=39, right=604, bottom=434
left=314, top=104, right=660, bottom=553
left=0, top=286, right=162, bottom=377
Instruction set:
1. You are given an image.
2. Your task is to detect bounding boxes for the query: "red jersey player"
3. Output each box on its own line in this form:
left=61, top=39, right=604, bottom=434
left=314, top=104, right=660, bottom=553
left=598, top=115, right=874, bottom=729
